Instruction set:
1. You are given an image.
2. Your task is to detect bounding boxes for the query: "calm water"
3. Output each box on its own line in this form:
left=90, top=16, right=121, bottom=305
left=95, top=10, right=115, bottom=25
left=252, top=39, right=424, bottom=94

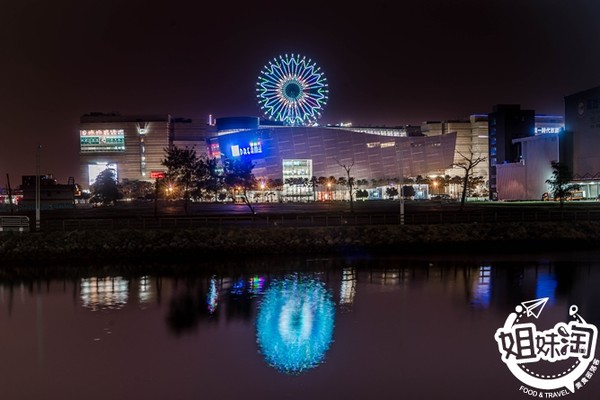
left=1, top=253, right=599, bottom=400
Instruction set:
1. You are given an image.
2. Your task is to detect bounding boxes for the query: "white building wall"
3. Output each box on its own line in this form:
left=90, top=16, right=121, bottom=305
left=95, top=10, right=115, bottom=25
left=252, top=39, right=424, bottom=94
left=496, top=133, right=558, bottom=200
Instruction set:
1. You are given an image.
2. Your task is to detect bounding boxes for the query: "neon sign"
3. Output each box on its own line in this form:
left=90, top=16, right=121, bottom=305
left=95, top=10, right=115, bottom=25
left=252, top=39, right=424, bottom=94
left=80, top=129, right=125, bottom=152
left=231, top=140, right=262, bottom=157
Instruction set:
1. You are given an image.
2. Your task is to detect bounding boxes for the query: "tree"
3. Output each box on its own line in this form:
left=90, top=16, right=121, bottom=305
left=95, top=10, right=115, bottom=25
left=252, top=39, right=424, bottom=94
left=195, top=156, right=222, bottom=202
left=161, top=145, right=199, bottom=214
left=119, top=179, right=154, bottom=200
left=91, top=168, right=121, bottom=205
left=545, top=161, right=580, bottom=208
left=222, top=157, right=257, bottom=214
left=337, top=159, right=356, bottom=213
left=355, top=189, right=369, bottom=200
left=267, top=178, right=284, bottom=202
left=386, top=186, right=399, bottom=199
left=402, top=185, right=415, bottom=198
left=309, top=176, right=319, bottom=202
left=451, top=149, right=487, bottom=210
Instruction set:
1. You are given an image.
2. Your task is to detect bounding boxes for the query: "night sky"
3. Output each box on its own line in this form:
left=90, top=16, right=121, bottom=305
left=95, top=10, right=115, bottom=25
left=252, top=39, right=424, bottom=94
left=1, top=0, right=599, bottom=185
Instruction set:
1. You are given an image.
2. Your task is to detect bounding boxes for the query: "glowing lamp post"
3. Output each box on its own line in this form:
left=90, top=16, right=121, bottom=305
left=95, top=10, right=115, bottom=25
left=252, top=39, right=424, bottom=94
left=396, top=145, right=405, bottom=225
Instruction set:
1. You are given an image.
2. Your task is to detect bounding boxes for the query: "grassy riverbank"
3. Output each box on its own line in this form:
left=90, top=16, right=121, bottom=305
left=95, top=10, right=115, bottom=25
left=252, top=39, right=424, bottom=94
left=1, top=220, right=599, bottom=264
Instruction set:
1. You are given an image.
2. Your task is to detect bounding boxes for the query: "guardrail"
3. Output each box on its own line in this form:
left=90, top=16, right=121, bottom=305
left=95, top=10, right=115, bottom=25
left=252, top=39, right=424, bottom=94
left=0, top=216, right=31, bottom=232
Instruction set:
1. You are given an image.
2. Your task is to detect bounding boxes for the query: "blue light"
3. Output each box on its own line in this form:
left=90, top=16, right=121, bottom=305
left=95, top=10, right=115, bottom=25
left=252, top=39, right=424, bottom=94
left=471, top=265, right=492, bottom=309
left=256, top=274, right=336, bottom=374
left=535, top=272, right=557, bottom=304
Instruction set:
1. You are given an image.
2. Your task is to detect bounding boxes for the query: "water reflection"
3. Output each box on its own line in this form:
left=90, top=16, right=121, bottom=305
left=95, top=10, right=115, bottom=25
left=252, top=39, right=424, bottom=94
left=0, top=254, right=598, bottom=400
left=339, top=267, right=356, bottom=309
left=256, top=273, right=336, bottom=374
left=471, top=265, right=492, bottom=309
left=207, top=276, right=219, bottom=314
left=536, top=271, right=558, bottom=304
left=80, top=277, right=129, bottom=310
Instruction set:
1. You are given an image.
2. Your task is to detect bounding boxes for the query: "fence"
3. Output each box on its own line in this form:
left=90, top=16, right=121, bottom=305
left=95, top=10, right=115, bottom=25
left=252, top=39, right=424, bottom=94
left=0, top=216, right=31, bottom=232
left=38, top=209, right=600, bottom=232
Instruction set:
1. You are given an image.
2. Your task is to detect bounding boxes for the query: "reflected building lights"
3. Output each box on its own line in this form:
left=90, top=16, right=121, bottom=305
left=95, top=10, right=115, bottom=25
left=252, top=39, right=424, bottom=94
left=138, top=276, right=152, bottom=303
left=471, top=265, right=492, bottom=309
left=207, top=276, right=219, bottom=314
left=80, top=277, right=129, bottom=311
left=535, top=271, right=557, bottom=304
left=230, top=276, right=266, bottom=297
left=248, top=276, right=265, bottom=295
left=339, top=268, right=356, bottom=307
left=256, top=274, right=335, bottom=374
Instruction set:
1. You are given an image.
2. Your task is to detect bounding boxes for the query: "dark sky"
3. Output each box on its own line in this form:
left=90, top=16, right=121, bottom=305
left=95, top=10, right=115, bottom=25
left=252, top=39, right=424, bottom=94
left=1, top=0, right=599, bottom=184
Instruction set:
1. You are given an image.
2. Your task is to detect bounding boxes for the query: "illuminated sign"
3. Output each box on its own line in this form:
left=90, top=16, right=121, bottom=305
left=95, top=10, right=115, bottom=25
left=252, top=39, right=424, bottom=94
left=150, top=171, right=165, bottom=179
left=88, top=163, right=117, bottom=186
left=80, top=129, right=125, bottom=152
left=535, top=127, right=562, bottom=134
left=231, top=140, right=262, bottom=157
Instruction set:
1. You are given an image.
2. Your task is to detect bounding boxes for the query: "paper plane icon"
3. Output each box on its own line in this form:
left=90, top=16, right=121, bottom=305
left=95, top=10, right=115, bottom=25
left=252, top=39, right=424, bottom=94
left=521, top=297, right=549, bottom=319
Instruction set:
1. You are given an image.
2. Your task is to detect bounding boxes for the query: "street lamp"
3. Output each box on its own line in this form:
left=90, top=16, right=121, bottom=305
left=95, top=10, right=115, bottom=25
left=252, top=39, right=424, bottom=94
left=396, top=144, right=405, bottom=225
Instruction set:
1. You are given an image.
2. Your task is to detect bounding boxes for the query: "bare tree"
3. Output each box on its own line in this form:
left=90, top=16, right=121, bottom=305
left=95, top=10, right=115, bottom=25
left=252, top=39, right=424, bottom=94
left=451, top=149, right=487, bottom=210
left=336, top=159, right=355, bottom=213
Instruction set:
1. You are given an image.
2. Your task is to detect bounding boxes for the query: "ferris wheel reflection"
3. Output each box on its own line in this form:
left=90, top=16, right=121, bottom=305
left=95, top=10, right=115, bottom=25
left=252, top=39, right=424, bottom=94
left=256, top=274, right=336, bottom=375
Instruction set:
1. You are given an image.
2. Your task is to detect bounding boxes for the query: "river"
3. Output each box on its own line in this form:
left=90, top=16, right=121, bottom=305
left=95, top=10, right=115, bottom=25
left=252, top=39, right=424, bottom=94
left=0, top=252, right=599, bottom=400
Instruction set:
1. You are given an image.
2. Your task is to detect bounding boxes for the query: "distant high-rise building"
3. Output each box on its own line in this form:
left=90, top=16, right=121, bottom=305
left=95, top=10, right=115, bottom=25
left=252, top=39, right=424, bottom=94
left=564, top=86, right=600, bottom=198
left=79, top=113, right=207, bottom=189
left=487, top=105, right=535, bottom=200
left=421, top=115, right=489, bottom=192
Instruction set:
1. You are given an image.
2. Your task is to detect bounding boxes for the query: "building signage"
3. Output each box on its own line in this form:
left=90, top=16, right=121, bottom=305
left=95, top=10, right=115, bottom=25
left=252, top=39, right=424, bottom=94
left=231, top=140, right=262, bottom=157
left=534, top=127, right=562, bottom=134
left=88, top=163, right=118, bottom=186
left=150, top=171, right=165, bottom=179
left=80, top=129, right=125, bottom=152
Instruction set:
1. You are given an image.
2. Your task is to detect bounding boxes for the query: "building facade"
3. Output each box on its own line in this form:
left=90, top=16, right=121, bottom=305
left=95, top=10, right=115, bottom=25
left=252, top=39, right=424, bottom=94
left=208, top=118, right=457, bottom=184
left=564, top=86, right=600, bottom=198
left=422, top=115, right=489, bottom=183
left=79, top=113, right=207, bottom=189
left=495, top=133, right=559, bottom=200
left=487, top=104, right=536, bottom=200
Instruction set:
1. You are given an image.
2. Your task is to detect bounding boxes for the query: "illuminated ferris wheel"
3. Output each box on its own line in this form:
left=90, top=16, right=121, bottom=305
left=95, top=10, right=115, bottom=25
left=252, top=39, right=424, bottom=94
left=256, top=54, right=329, bottom=126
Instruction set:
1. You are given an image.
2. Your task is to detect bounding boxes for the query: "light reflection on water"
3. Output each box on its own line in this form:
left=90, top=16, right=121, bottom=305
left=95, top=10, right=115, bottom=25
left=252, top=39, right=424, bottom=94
left=256, top=273, right=335, bottom=374
left=0, top=254, right=598, bottom=400
left=80, top=277, right=129, bottom=310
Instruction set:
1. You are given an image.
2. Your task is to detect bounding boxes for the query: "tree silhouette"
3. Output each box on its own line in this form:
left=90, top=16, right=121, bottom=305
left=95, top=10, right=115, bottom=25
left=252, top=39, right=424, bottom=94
left=451, top=149, right=487, bottom=210
left=223, top=157, right=257, bottom=214
left=161, top=145, right=199, bottom=214
left=336, top=159, right=356, bottom=213
left=545, top=161, right=580, bottom=208
left=91, top=168, right=120, bottom=205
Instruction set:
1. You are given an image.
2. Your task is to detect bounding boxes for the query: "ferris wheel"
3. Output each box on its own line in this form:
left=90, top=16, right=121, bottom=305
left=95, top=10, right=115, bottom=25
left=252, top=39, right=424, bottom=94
left=256, top=54, right=329, bottom=126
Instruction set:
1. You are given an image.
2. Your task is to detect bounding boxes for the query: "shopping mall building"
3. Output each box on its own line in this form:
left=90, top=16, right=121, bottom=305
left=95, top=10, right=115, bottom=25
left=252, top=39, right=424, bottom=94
left=77, top=110, right=560, bottom=200
left=78, top=100, right=579, bottom=201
